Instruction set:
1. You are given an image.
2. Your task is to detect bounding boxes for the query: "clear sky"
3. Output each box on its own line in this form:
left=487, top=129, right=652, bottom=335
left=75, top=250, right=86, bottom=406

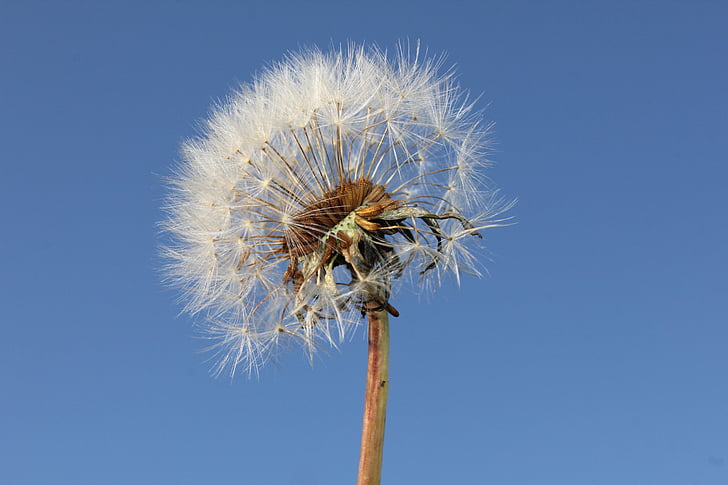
left=1, top=1, right=727, bottom=484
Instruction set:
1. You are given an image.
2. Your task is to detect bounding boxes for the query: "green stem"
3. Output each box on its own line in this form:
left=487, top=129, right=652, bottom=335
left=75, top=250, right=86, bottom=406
left=356, top=305, right=390, bottom=485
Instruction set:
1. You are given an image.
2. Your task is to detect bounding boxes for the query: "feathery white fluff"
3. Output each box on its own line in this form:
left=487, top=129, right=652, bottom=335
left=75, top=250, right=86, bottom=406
left=162, top=43, right=510, bottom=376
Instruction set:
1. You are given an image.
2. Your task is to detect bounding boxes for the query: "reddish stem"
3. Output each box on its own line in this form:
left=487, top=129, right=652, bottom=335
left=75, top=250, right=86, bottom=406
left=356, top=306, right=390, bottom=485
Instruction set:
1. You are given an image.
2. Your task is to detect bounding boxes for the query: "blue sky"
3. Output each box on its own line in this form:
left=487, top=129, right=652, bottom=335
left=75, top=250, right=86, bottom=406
left=1, top=1, right=727, bottom=484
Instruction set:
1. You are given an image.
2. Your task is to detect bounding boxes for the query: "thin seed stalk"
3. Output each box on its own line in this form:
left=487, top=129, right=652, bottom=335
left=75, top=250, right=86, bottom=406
left=357, top=305, right=390, bottom=485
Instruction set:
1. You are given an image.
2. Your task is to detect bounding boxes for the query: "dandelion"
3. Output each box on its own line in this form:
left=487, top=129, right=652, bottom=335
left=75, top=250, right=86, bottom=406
left=162, top=42, right=510, bottom=485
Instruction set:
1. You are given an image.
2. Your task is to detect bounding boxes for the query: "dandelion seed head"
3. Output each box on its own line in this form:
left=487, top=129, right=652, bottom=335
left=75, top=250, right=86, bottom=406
left=162, top=42, right=510, bottom=376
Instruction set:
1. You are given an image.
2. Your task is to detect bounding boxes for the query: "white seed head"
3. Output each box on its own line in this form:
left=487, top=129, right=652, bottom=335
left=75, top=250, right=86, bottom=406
left=162, top=43, right=510, bottom=376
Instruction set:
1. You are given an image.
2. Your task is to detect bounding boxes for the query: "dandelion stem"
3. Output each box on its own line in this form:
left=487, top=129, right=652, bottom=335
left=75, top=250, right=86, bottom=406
left=357, top=304, right=390, bottom=485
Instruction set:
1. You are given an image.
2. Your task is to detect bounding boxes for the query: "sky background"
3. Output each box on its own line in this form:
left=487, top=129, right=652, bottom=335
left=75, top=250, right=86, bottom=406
left=1, top=1, right=727, bottom=484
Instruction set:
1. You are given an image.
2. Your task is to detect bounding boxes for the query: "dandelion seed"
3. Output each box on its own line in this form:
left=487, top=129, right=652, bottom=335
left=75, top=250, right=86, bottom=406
left=162, top=42, right=512, bottom=485
left=162, top=43, right=510, bottom=377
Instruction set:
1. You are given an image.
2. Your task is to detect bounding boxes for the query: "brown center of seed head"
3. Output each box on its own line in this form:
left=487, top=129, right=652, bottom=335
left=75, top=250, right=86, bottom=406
left=282, top=178, right=397, bottom=259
